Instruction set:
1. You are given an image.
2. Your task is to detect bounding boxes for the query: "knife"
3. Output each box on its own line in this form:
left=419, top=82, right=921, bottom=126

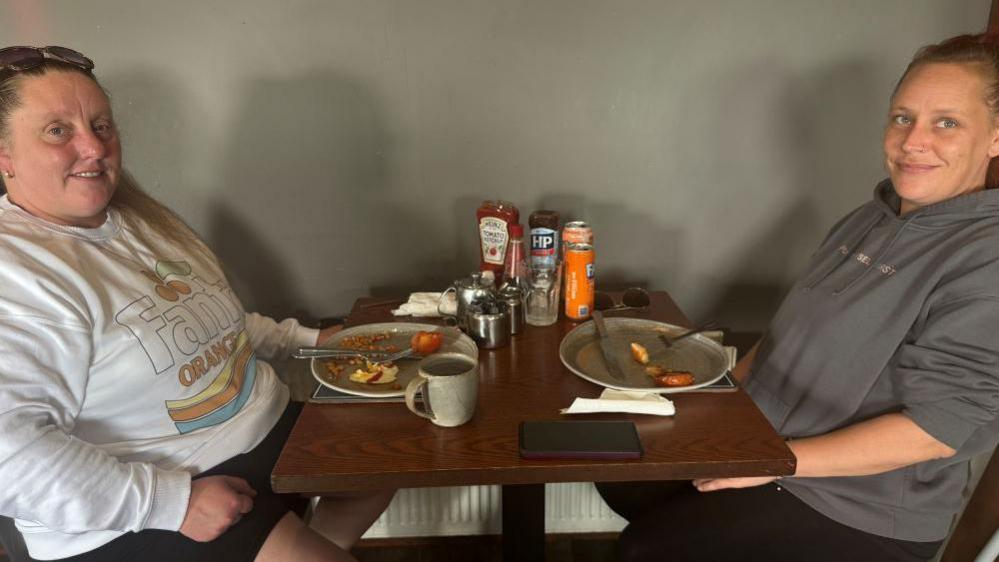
left=292, top=347, right=391, bottom=360
left=591, top=310, right=626, bottom=381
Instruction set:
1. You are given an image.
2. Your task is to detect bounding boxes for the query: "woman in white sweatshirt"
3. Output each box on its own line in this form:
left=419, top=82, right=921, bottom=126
left=0, top=46, right=393, bottom=561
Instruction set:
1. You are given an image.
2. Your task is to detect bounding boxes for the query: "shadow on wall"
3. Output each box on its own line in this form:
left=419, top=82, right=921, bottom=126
left=582, top=197, right=685, bottom=292
left=364, top=194, right=479, bottom=297
left=103, top=71, right=192, bottom=200
left=701, top=58, right=885, bottom=333
left=208, top=70, right=400, bottom=321
left=104, top=70, right=254, bottom=310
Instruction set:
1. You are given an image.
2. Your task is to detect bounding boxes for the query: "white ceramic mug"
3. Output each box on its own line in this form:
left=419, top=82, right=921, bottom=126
left=405, top=353, right=478, bottom=427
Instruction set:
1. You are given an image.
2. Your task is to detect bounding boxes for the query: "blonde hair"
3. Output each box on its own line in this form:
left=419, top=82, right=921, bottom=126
left=894, top=33, right=999, bottom=115
left=110, top=170, right=212, bottom=258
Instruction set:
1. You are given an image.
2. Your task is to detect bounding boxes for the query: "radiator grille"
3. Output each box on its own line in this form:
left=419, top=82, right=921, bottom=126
left=360, top=483, right=626, bottom=538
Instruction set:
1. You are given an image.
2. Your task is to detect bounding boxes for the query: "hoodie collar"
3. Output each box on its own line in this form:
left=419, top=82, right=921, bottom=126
left=804, top=178, right=999, bottom=294
left=874, top=179, right=999, bottom=227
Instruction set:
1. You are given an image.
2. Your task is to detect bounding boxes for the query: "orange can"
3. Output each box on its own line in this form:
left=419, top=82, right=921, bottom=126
left=562, top=221, right=593, bottom=254
left=564, top=242, right=595, bottom=320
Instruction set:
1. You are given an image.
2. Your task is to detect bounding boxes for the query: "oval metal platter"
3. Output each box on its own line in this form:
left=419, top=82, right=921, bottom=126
left=311, top=322, right=478, bottom=397
left=559, top=317, right=728, bottom=394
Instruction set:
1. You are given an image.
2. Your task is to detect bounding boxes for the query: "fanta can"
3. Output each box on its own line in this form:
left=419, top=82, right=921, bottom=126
left=564, top=242, right=595, bottom=320
left=562, top=221, right=593, bottom=251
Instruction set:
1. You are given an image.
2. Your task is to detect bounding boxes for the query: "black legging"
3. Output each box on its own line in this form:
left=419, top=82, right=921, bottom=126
left=596, top=481, right=942, bottom=562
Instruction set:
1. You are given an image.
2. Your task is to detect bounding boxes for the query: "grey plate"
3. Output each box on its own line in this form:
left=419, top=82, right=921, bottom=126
left=311, top=322, right=478, bottom=397
left=559, top=318, right=728, bottom=394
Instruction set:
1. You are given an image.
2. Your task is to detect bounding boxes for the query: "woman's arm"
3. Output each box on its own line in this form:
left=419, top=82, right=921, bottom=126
left=316, top=323, right=343, bottom=345
left=244, top=313, right=321, bottom=359
left=786, top=412, right=955, bottom=477
left=694, top=412, right=956, bottom=491
left=731, top=340, right=760, bottom=384
left=708, top=337, right=955, bottom=490
left=0, top=319, right=192, bottom=533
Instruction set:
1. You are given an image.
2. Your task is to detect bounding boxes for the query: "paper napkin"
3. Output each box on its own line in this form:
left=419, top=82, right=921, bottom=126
left=561, top=389, right=676, bottom=416
left=391, top=292, right=457, bottom=317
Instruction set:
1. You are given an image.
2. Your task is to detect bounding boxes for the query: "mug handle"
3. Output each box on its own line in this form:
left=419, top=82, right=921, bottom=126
left=405, top=374, right=435, bottom=421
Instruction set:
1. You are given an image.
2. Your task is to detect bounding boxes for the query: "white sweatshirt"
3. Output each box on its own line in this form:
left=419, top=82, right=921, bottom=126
left=0, top=196, right=319, bottom=559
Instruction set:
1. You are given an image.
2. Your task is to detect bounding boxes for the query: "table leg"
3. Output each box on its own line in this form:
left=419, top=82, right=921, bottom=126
left=502, top=483, right=546, bottom=562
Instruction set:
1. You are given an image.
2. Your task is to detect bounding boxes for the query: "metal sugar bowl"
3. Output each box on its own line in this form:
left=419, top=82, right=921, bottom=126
left=466, top=296, right=511, bottom=349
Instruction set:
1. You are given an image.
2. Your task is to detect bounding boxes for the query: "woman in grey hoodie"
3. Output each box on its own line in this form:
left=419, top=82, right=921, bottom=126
left=600, top=33, right=999, bottom=562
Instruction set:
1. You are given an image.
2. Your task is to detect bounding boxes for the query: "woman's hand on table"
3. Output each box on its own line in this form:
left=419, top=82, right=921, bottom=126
left=180, top=475, right=257, bottom=542
left=316, top=324, right=343, bottom=346
left=694, top=412, right=957, bottom=494
left=693, top=476, right=779, bottom=492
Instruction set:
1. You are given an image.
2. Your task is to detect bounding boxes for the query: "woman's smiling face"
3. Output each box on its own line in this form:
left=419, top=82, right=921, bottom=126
left=0, top=69, right=121, bottom=228
left=884, top=62, right=999, bottom=215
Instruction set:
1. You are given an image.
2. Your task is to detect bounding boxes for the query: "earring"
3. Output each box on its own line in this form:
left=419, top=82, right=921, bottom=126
left=2, top=171, right=11, bottom=179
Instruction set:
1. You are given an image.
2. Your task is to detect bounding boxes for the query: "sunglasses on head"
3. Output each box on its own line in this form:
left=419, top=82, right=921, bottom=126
left=0, top=46, right=94, bottom=73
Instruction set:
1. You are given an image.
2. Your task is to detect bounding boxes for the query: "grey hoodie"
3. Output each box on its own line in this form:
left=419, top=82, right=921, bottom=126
left=745, top=180, right=999, bottom=542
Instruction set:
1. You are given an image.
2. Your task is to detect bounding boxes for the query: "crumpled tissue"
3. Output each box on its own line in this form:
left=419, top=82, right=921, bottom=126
left=391, top=292, right=456, bottom=317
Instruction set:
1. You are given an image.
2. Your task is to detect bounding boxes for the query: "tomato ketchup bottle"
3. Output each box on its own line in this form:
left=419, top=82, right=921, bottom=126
left=477, top=200, right=519, bottom=283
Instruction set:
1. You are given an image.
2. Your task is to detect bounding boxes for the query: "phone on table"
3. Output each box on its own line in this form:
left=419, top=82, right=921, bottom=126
left=519, top=420, right=643, bottom=460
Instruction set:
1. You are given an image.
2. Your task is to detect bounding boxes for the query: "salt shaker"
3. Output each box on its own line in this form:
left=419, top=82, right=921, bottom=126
left=498, top=284, right=525, bottom=335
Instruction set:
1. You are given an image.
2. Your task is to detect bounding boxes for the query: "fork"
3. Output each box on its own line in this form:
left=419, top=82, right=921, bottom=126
left=658, top=320, right=719, bottom=348
left=374, top=347, right=416, bottom=363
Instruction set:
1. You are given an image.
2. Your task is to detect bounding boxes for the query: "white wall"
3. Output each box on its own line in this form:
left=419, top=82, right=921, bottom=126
left=2, top=0, right=990, bottom=330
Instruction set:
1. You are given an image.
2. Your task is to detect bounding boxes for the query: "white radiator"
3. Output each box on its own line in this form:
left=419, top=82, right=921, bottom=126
left=359, top=483, right=626, bottom=538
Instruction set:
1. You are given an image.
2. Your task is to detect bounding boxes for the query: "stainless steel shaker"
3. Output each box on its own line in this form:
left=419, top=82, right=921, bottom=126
left=498, top=285, right=525, bottom=335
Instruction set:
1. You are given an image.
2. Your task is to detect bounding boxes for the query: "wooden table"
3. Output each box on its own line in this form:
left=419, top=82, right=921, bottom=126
left=272, top=292, right=795, bottom=561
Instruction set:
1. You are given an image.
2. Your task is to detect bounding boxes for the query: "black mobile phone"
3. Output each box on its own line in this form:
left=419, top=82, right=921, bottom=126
left=519, top=420, right=643, bottom=460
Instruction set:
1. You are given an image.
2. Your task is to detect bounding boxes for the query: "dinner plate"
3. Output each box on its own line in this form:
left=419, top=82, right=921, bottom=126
left=311, top=322, right=478, bottom=397
left=559, top=317, right=728, bottom=393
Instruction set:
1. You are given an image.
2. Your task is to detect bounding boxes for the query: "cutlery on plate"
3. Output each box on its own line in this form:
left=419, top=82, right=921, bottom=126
left=293, top=347, right=389, bottom=360
left=293, top=346, right=418, bottom=363
left=658, top=320, right=719, bottom=349
left=591, top=310, right=627, bottom=381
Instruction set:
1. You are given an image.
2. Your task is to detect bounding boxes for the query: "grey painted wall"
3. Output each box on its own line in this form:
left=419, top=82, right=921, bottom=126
left=2, top=1, right=991, bottom=331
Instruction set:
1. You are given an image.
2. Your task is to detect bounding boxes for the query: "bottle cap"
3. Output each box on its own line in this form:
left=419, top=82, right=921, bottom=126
left=508, top=223, right=523, bottom=238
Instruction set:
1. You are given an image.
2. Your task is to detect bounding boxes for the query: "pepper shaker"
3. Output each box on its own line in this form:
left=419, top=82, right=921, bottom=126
left=498, top=285, right=525, bottom=335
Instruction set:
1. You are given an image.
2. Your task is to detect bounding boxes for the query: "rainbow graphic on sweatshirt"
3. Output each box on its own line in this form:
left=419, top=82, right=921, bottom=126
left=164, top=330, right=257, bottom=434
left=115, top=258, right=258, bottom=435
